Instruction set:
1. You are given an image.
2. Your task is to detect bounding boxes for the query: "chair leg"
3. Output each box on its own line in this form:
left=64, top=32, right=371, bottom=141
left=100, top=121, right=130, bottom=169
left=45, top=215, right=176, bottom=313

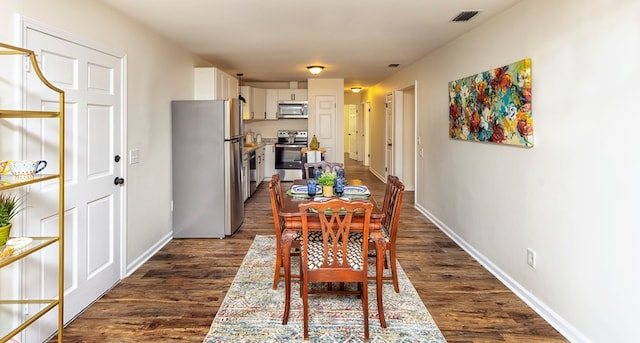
left=282, top=237, right=293, bottom=325
left=389, top=246, right=399, bottom=293
left=375, top=239, right=387, bottom=328
left=272, top=242, right=282, bottom=290
left=302, top=275, right=310, bottom=340
left=362, top=280, right=370, bottom=341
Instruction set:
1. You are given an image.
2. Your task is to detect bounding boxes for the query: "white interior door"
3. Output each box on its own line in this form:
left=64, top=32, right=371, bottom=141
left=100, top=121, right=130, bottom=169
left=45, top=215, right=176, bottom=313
left=24, top=27, right=123, bottom=338
left=385, top=93, right=394, bottom=177
left=357, top=105, right=364, bottom=162
left=348, top=105, right=357, bottom=160
left=314, top=95, right=337, bottom=162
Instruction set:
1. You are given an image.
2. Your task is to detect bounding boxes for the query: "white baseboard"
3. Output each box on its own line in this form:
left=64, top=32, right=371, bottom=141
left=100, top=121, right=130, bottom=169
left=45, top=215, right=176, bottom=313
left=368, top=167, right=386, bottom=182
left=125, top=231, right=173, bottom=277
left=413, top=203, right=590, bottom=343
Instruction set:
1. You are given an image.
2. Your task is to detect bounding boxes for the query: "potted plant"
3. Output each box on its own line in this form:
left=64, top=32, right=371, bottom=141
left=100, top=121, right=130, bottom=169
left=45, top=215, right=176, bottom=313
left=317, top=171, right=336, bottom=197
left=0, top=193, right=23, bottom=246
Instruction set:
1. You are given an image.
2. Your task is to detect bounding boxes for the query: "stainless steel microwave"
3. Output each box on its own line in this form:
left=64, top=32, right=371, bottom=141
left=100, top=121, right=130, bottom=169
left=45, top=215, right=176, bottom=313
left=277, top=101, right=308, bottom=119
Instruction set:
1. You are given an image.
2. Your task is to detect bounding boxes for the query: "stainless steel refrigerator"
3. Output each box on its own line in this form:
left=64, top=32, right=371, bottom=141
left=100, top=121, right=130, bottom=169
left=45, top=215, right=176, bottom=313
left=171, top=99, right=244, bottom=237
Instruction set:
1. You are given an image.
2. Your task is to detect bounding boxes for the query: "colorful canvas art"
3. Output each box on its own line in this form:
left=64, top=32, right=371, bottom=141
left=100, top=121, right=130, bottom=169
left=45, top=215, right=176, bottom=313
left=448, top=58, right=533, bottom=147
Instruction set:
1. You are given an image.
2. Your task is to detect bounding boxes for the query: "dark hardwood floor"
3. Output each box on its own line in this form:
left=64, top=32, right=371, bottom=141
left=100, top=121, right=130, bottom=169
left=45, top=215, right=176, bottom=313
left=55, top=157, right=567, bottom=342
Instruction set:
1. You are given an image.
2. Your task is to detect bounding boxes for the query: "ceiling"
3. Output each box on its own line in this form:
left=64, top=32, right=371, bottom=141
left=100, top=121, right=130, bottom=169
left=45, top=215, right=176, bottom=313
left=99, top=0, right=521, bottom=90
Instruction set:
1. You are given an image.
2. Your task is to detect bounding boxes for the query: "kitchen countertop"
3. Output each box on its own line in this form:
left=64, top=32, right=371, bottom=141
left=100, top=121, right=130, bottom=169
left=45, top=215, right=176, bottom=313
left=243, top=142, right=265, bottom=154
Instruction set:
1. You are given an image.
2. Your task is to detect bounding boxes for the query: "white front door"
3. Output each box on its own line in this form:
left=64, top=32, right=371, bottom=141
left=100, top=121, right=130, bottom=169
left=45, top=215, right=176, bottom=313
left=24, top=27, right=123, bottom=338
left=385, top=93, right=394, bottom=177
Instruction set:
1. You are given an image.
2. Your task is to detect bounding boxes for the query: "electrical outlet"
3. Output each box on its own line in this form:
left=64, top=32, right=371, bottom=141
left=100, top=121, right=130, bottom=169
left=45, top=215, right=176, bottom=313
left=527, top=248, right=536, bottom=268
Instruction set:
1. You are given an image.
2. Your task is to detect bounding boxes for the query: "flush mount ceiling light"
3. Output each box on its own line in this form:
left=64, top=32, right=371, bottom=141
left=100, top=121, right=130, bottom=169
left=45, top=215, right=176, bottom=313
left=351, top=87, right=362, bottom=93
left=307, top=65, right=324, bottom=75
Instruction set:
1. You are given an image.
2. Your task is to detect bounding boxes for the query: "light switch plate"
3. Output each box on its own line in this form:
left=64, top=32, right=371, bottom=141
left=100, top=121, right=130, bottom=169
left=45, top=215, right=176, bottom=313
left=129, top=149, right=140, bottom=164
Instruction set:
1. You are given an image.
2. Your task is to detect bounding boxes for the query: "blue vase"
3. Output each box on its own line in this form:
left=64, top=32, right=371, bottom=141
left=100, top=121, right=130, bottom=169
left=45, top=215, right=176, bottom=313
left=335, top=176, right=345, bottom=196
left=306, top=179, right=317, bottom=198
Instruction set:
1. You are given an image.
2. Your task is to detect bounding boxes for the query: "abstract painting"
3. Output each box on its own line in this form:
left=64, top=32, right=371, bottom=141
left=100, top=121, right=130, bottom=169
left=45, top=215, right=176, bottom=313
left=448, top=58, right=533, bottom=147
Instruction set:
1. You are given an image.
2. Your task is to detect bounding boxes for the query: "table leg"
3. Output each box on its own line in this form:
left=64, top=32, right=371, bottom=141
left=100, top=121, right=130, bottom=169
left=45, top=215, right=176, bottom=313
left=281, top=230, right=296, bottom=325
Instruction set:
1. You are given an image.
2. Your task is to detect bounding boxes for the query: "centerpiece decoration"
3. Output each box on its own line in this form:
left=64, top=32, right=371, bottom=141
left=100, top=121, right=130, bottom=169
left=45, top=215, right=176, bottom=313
left=309, top=135, right=320, bottom=150
left=317, top=171, right=336, bottom=197
left=0, top=193, right=24, bottom=246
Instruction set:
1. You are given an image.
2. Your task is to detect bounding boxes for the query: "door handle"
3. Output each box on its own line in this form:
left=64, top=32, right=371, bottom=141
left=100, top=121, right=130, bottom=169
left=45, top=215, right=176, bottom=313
left=114, top=177, right=125, bottom=186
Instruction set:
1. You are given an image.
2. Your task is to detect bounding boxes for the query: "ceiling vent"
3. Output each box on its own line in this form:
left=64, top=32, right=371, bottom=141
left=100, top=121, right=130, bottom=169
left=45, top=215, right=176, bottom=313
left=388, top=63, right=400, bottom=68
left=452, top=11, right=479, bottom=22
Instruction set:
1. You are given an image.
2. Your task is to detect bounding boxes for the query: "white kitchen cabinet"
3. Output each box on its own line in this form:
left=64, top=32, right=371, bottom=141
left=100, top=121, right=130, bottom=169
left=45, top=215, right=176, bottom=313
left=265, top=89, right=279, bottom=120
left=243, top=152, right=250, bottom=201
left=194, top=67, right=238, bottom=100
left=264, top=143, right=275, bottom=180
left=251, top=87, right=266, bottom=120
left=240, top=86, right=252, bottom=120
left=256, top=146, right=265, bottom=188
left=278, top=89, right=307, bottom=101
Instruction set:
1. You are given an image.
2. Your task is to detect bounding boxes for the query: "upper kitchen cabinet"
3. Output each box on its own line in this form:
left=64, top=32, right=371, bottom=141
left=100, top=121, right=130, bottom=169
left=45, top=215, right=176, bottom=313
left=251, top=87, right=266, bottom=120
left=265, top=89, right=279, bottom=120
left=278, top=89, right=307, bottom=101
left=194, top=67, right=239, bottom=100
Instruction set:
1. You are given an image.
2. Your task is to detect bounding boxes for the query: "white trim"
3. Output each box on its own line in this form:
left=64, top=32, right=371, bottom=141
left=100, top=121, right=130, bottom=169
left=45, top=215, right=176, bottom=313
left=413, top=203, right=591, bottom=343
left=368, top=166, right=385, bottom=183
left=21, top=16, right=125, bottom=58
left=126, top=233, right=173, bottom=277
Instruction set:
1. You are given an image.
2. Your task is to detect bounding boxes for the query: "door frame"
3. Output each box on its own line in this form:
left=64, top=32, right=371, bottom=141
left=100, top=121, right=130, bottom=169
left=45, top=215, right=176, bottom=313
left=21, top=15, right=128, bottom=285
left=392, top=81, right=417, bottom=192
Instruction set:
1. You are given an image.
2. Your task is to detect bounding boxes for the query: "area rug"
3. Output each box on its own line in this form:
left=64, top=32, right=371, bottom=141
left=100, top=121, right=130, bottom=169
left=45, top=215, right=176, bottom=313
left=203, top=235, right=446, bottom=343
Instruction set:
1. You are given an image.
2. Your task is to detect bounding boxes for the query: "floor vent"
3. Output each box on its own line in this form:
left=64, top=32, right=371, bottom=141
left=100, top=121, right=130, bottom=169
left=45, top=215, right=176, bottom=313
left=452, top=11, right=480, bottom=22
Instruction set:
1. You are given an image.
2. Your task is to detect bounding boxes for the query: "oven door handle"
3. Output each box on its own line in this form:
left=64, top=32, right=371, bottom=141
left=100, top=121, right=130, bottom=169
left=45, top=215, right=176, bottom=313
left=275, top=144, right=307, bottom=148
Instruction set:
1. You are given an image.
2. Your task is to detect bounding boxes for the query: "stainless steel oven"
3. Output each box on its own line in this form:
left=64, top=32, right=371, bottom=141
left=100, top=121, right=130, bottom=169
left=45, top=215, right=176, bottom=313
left=275, top=130, right=307, bottom=180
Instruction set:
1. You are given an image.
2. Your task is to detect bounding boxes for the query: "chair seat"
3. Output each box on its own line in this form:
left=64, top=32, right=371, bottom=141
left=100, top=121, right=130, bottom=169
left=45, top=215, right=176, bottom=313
left=294, top=230, right=324, bottom=242
left=304, top=241, right=364, bottom=270
left=349, top=227, right=390, bottom=243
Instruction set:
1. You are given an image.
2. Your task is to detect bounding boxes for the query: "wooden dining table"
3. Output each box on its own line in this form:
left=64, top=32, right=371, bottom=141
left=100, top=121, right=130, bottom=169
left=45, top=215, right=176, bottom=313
left=279, top=179, right=388, bottom=328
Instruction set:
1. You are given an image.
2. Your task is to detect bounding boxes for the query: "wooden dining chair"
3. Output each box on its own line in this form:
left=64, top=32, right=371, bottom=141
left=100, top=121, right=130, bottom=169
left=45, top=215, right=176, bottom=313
left=268, top=174, right=322, bottom=289
left=349, top=175, right=405, bottom=293
left=376, top=175, right=405, bottom=293
left=292, top=199, right=373, bottom=341
left=302, top=161, right=344, bottom=179
left=268, top=174, right=287, bottom=289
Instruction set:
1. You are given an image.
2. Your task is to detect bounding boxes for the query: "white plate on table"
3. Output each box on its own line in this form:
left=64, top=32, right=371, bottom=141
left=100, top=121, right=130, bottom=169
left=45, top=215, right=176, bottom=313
left=343, top=185, right=370, bottom=195
left=290, top=184, right=322, bottom=195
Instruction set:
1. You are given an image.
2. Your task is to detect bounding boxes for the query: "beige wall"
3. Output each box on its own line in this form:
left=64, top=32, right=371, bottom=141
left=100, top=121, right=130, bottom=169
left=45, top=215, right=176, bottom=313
left=402, top=87, right=415, bottom=190
left=0, top=0, right=195, bottom=270
left=371, top=0, right=640, bottom=341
